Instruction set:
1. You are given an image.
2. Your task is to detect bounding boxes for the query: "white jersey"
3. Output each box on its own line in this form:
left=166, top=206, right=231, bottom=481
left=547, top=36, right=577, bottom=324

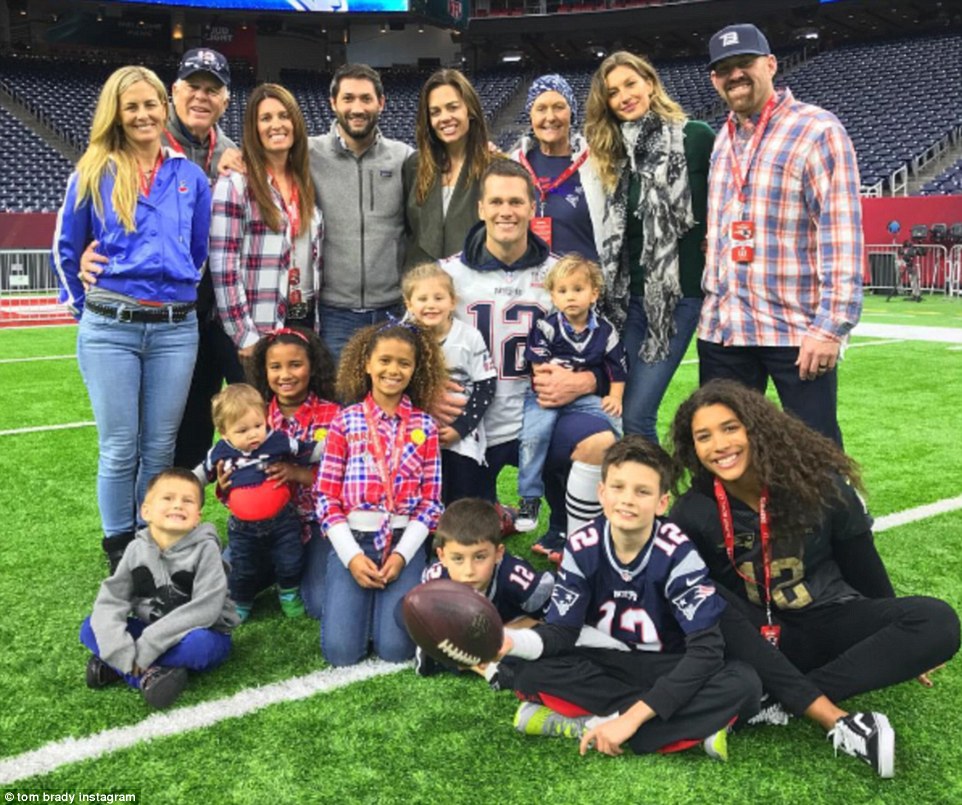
left=442, top=253, right=555, bottom=447
left=440, top=317, right=496, bottom=464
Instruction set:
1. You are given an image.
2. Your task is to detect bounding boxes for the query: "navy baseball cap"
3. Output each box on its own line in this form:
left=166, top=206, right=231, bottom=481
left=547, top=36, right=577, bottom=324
left=708, top=24, right=772, bottom=69
left=178, top=48, right=231, bottom=89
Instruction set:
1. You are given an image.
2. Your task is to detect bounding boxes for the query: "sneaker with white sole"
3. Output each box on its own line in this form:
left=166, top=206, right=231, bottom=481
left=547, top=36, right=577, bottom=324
left=514, top=701, right=588, bottom=739
left=515, top=499, right=541, bottom=533
left=828, top=711, right=895, bottom=778
left=702, top=725, right=730, bottom=761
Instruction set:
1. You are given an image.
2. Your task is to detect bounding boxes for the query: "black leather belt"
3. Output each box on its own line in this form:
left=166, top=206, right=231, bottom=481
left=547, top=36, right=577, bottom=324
left=85, top=300, right=196, bottom=323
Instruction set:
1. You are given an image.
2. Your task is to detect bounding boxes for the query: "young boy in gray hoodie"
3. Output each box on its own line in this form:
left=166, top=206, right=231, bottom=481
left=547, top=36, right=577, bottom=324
left=80, top=467, right=239, bottom=709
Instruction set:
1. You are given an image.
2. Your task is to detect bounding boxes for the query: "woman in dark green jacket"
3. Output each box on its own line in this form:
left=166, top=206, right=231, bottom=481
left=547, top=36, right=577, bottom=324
left=585, top=51, right=715, bottom=443
left=403, top=69, right=494, bottom=269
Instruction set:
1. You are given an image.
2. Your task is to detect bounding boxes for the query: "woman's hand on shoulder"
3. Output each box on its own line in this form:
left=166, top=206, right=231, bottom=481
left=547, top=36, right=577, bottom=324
left=217, top=147, right=246, bottom=176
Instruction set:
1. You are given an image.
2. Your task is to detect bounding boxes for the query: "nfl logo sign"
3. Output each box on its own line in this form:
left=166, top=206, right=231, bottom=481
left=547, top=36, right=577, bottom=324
left=448, top=0, right=462, bottom=19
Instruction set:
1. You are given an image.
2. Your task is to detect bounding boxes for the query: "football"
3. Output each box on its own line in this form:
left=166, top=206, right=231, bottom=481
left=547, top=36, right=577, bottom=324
left=402, top=579, right=504, bottom=668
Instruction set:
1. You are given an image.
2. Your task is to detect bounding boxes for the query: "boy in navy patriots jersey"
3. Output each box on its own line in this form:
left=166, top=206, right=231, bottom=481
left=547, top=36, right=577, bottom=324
left=501, top=436, right=760, bottom=759
left=415, top=498, right=555, bottom=677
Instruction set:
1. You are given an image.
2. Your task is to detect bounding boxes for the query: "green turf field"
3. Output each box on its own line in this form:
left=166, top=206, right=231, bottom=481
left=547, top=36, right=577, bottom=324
left=1, top=298, right=960, bottom=804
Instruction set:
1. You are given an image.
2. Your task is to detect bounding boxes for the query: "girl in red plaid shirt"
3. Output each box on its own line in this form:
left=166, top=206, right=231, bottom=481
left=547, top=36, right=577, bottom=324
left=249, top=326, right=339, bottom=619
left=316, top=321, right=447, bottom=666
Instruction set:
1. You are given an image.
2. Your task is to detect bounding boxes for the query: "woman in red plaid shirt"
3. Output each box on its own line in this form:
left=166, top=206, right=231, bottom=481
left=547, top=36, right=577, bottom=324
left=316, top=321, right=447, bottom=666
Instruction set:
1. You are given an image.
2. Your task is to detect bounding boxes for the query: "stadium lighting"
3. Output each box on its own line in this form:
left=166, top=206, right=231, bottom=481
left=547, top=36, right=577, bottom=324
left=501, top=52, right=523, bottom=63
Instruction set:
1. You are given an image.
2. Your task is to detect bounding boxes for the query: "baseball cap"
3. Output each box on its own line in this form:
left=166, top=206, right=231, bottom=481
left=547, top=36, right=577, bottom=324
left=708, top=24, right=771, bottom=70
left=178, top=48, right=230, bottom=89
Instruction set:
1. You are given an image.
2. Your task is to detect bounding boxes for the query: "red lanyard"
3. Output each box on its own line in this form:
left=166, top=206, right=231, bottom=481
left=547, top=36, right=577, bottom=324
left=137, top=151, right=163, bottom=198
left=362, top=395, right=411, bottom=562
left=164, top=126, right=217, bottom=175
left=725, top=94, right=776, bottom=205
left=518, top=147, right=590, bottom=211
left=713, top=478, right=775, bottom=625
left=268, top=170, right=301, bottom=240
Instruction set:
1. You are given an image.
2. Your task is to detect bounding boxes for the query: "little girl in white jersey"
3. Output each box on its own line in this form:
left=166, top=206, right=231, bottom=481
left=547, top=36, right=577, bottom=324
left=403, top=262, right=496, bottom=505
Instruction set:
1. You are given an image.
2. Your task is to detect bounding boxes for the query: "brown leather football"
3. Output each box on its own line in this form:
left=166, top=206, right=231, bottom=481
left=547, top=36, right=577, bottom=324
left=402, top=579, right=504, bottom=668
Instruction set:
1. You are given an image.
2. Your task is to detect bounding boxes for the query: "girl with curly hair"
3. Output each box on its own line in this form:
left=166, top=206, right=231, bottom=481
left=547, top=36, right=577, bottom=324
left=667, top=379, right=960, bottom=778
left=245, top=326, right=339, bottom=618
left=315, top=322, right=446, bottom=665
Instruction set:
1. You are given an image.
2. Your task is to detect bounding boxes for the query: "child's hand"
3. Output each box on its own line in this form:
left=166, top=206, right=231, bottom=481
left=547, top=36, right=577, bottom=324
left=266, top=462, right=313, bottom=487
left=430, top=379, right=467, bottom=425
left=380, top=553, right=406, bottom=585
left=348, top=554, right=385, bottom=589
left=438, top=426, right=460, bottom=447
left=215, top=460, right=233, bottom=491
left=495, top=631, right=514, bottom=660
left=132, top=663, right=144, bottom=677
left=601, top=395, right=622, bottom=417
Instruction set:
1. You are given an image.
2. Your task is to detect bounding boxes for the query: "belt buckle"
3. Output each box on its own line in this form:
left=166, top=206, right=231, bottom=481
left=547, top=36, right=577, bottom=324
left=116, top=307, right=134, bottom=323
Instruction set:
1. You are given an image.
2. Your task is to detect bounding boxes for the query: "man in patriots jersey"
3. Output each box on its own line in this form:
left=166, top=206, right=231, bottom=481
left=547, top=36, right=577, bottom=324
left=439, top=160, right=617, bottom=544
left=501, top=436, right=761, bottom=759
left=414, top=499, right=554, bottom=677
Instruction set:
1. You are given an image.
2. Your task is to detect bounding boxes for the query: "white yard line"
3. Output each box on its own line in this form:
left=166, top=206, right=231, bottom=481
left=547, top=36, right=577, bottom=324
left=1, top=491, right=960, bottom=783
left=0, top=422, right=94, bottom=436
left=0, top=354, right=75, bottom=364
left=0, top=659, right=406, bottom=785
left=873, top=495, right=962, bottom=533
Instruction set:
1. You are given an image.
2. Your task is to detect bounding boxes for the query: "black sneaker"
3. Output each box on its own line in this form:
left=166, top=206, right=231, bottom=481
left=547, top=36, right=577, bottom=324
left=102, top=533, right=134, bottom=575
left=140, top=666, right=188, bottom=709
left=515, top=498, right=541, bottom=533
left=86, top=655, right=122, bottom=689
left=828, top=711, right=895, bottom=778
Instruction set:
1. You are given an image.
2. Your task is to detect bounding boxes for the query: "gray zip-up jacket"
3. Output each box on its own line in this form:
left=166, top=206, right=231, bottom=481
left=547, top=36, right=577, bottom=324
left=309, top=123, right=413, bottom=309
left=90, top=523, right=238, bottom=674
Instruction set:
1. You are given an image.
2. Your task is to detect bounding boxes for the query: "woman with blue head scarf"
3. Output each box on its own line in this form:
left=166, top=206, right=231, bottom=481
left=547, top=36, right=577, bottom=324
left=508, top=74, right=605, bottom=262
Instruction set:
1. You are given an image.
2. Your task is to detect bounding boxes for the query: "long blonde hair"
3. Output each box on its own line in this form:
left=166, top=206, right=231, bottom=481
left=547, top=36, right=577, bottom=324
left=74, top=66, right=169, bottom=232
left=585, top=52, right=686, bottom=192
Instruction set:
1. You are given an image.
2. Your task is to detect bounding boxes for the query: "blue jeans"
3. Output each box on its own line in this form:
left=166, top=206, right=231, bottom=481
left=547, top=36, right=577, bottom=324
left=321, top=529, right=426, bottom=667
left=227, top=505, right=304, bottom=605
left=518, top=390, right=620, bottom=499
left=80, top=615, right=231, bottom=689
left=301, top=522, right=329, bottom=620
left=623, top=295, right=702, bottom=443
left=317, top=303, right=404, bottom=363
left=77, top=309, right=199, bottom=538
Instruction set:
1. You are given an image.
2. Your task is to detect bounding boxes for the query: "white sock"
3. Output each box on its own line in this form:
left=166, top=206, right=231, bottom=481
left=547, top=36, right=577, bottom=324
left=566, top=461, right=602, bottom=534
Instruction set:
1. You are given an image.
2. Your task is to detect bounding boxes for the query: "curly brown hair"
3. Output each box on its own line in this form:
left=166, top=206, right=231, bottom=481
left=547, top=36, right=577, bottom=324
left=669, top=379, right=863, bottom=540
left=248, top=326, right=337, bottom=404
left=335, top=321, right=447, bottom=410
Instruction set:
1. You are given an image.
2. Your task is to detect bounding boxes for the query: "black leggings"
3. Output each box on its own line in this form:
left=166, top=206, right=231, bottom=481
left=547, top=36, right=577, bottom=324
left=718, top=587, right=960, bottom=714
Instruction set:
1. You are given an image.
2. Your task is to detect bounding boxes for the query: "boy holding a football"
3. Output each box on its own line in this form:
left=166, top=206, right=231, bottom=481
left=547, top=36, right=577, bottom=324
left=498, top=436, right=761, bottom=759
left=415, top=498, right=554, bottom=677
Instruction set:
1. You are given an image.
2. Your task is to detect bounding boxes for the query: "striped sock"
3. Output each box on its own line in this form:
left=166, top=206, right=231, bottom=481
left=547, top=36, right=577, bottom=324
left=565, top=461, right=602, bottom=534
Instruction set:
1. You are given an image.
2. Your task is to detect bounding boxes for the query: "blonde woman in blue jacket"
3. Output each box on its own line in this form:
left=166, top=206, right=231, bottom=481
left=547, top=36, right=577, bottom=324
left=52, top=65, right=211, bottom=572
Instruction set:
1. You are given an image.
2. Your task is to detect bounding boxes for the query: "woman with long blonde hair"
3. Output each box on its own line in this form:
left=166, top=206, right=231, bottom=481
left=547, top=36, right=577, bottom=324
left=403, top=69, right=493, bottom=268
left=585, top=51, right=715, bottom=444
left=209, top=83, right=322, bottom=359
left=52, top=65, right=212, bottom=571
